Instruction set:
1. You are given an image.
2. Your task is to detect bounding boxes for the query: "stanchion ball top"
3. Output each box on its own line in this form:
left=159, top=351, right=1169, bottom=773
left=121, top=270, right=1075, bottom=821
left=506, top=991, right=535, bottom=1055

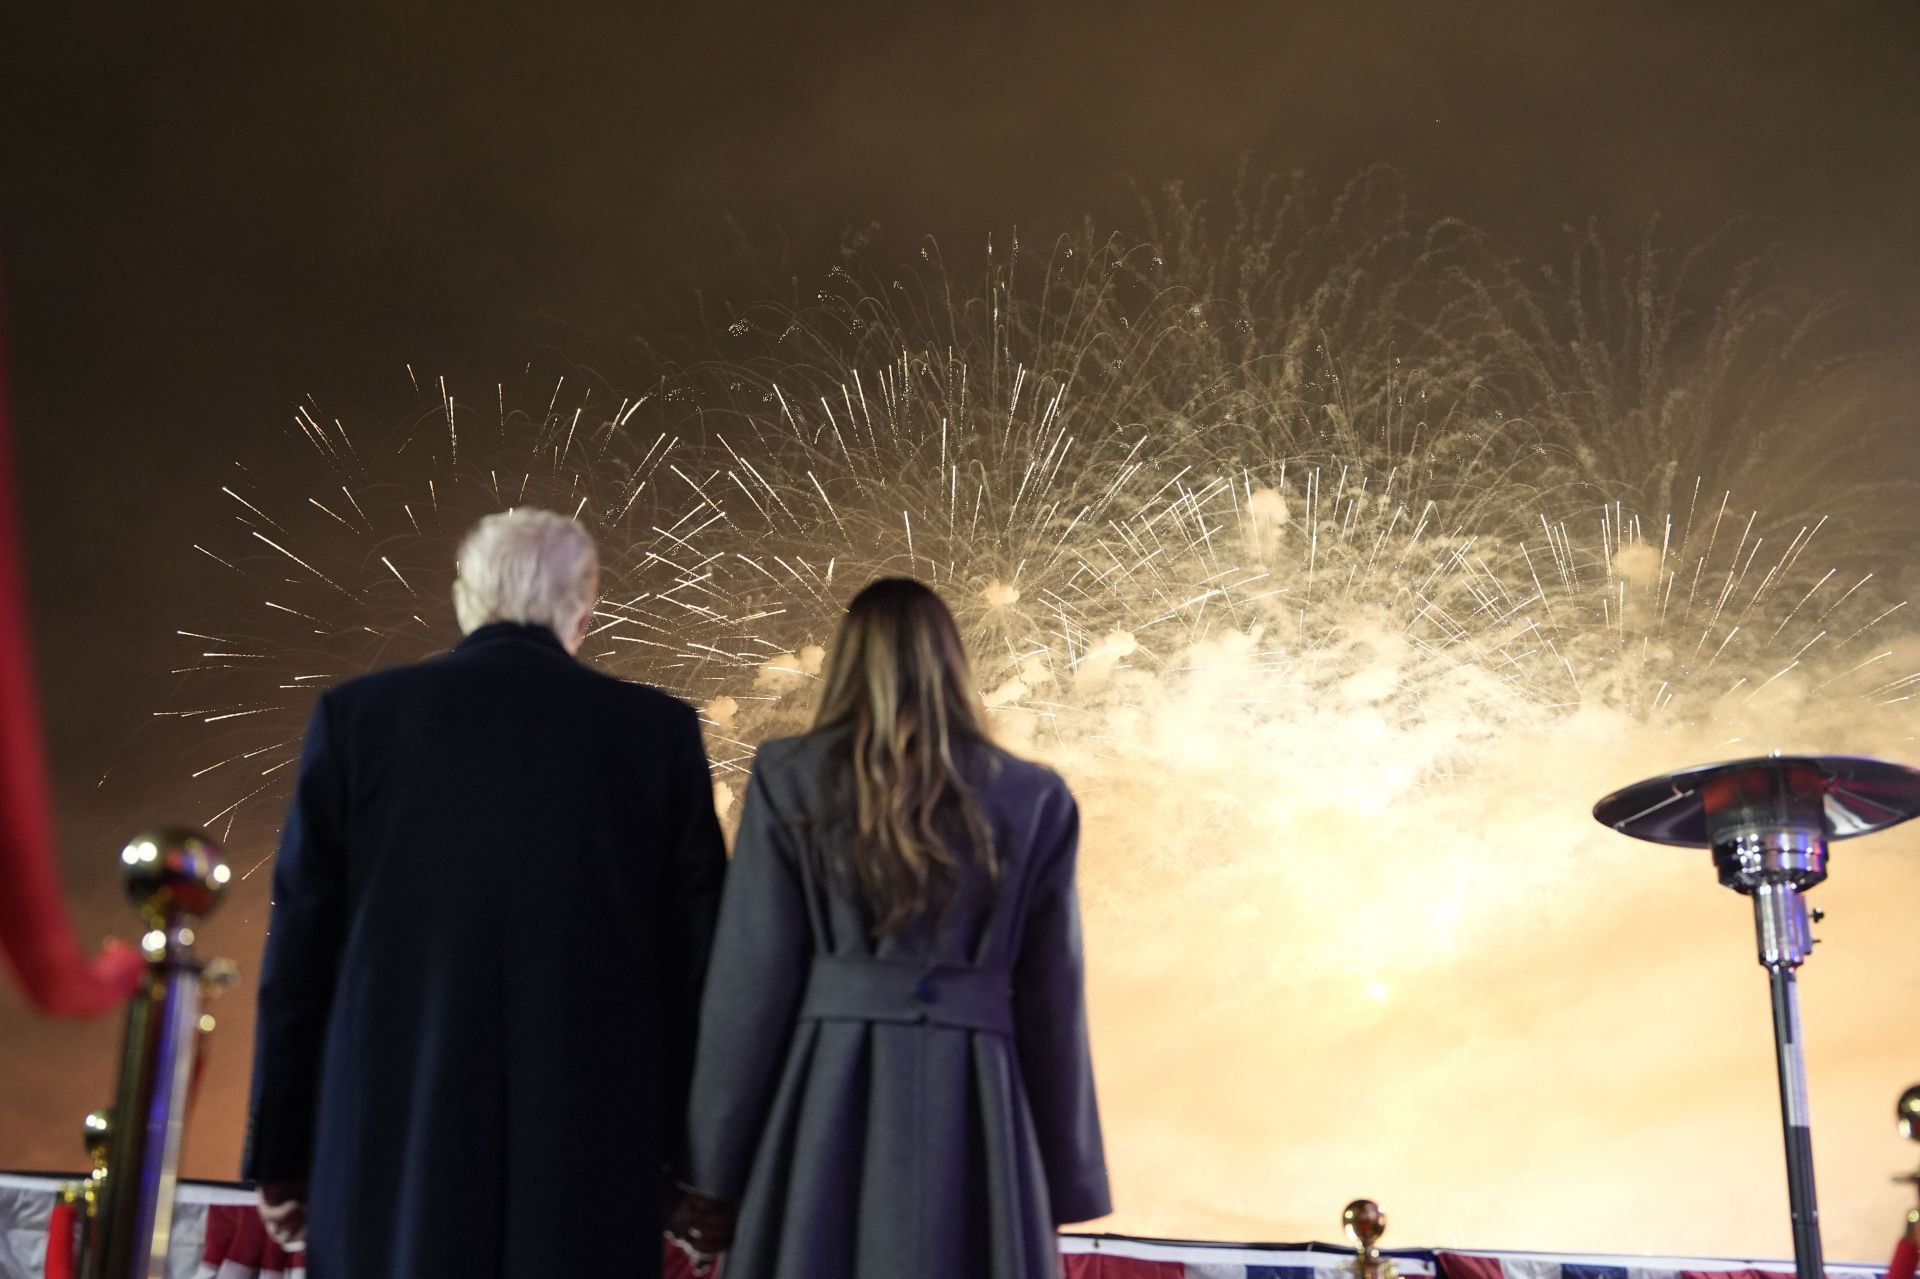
left=1899, top=1084, right=1920, bottom=1141
left=120, top=827, right=229, bottom=924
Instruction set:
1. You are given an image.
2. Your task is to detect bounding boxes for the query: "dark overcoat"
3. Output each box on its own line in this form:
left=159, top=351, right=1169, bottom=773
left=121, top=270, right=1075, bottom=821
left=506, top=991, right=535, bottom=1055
left=243, top=622, right=727, bottom=1279
left=686, top=729, right=1110, bottom=1279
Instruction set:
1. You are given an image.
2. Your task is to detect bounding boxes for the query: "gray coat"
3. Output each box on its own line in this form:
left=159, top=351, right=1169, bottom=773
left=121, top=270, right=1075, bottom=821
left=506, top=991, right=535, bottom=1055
left=686, top=729, right=1109, bottom=1279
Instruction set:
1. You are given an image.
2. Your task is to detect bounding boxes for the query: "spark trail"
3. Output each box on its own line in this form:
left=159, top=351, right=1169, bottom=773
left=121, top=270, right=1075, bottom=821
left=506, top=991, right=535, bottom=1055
left=149, top=187, right=1920, bottom=1255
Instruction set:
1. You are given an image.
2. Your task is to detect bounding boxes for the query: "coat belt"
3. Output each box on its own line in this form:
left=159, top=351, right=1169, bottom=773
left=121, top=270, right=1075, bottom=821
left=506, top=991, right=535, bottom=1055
left=798, top=955, right=1015, bottom=1037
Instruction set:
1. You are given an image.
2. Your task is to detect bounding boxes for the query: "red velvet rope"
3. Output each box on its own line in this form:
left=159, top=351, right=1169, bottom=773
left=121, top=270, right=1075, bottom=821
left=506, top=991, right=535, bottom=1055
left=0, top=269, right=143, bottom=1017
left=44, top=1195, right=78, bottom=1279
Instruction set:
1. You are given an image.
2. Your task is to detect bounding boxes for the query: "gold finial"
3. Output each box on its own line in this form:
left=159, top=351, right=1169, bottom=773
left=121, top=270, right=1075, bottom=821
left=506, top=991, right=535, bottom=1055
left=119, top=828, right=229, bottom=929
left=82, top=1109, right=111, bottom=1179
left=1344, top=1199, right=1385, bottom=1247
left=1897, top=1085, right=1920, bottom=1204
left=1344, top=1200, right=1395, bottom=1279
left=77, top=1107, right=112, bottom=1228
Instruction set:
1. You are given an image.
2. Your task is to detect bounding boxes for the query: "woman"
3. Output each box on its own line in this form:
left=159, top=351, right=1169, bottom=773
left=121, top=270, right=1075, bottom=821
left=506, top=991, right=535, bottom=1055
left=675, top=577, right=1109, bottom=1279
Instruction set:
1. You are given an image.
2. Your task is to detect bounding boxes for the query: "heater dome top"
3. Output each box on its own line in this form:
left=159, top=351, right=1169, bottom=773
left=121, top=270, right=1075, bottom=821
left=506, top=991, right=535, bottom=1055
left=1592, top=753, right=1920, bottom=848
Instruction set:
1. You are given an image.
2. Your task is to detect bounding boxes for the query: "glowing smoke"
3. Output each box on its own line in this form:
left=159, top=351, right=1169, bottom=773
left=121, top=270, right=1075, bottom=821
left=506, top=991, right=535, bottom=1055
left=154, top=181, right=1920, bottom=1257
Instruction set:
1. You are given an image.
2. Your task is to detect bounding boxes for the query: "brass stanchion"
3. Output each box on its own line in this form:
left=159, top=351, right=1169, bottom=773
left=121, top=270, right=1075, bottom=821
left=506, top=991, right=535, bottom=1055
left=76, top=1109, right=111, bottom=1269
left=49, top=1110, right=113, bottom=1278
left=1897, top=1084, right=1920, bottom=1231
left=1344, top=1199, right=1396, bottom=1279
left=83, top=828, right=230, bottom=1279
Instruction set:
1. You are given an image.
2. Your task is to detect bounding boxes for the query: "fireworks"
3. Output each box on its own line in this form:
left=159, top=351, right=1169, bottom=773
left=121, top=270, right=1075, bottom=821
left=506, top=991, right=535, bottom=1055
left=149, top=180, right=1920, bottom=1253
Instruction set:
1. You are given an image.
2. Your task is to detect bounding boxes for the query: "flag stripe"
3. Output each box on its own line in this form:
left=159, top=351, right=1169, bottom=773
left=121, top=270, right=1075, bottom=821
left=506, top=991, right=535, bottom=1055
left=0, top=1176, right=1900, bottom=1279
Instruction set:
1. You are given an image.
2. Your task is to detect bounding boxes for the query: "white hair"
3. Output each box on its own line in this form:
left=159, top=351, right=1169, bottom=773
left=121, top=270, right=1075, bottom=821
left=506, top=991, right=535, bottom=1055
left=452, top=508, right=599, bottom=638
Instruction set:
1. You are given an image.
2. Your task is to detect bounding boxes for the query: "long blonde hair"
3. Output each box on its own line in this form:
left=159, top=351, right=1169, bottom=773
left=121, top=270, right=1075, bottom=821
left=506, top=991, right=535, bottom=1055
left=812, top=578, right=995, bottom=936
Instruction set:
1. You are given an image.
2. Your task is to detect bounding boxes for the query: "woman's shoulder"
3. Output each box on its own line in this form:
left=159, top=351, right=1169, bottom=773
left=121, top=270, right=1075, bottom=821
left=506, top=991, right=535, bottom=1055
left=746, top=729, right=852, bottom=807
left=977, top=743, right=1074, bottom=807
left=750, top=727, right=843, bottom=773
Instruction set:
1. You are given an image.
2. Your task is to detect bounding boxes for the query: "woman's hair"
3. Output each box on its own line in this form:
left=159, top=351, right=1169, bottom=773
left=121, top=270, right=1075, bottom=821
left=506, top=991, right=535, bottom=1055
left=812, top=578, right=996, bottom=936
left=452, top=508, right=599, bottom=638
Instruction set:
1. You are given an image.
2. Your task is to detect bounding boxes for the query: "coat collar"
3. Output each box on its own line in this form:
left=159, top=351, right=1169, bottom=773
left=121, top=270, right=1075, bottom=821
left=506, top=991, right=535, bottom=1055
left=456, top=621, right=571, bottom=656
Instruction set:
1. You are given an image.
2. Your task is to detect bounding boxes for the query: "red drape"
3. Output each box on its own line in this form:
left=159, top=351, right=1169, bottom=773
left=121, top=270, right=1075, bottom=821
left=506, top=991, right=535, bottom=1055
left=1890, top=1230, right=1917, bottom=1279
left=0, top=268, right=143, bottom=1016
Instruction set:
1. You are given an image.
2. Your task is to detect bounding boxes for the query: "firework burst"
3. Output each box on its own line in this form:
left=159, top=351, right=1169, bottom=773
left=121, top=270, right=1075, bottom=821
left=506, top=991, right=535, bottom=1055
left=147, top=185, right=1920, bottom=1252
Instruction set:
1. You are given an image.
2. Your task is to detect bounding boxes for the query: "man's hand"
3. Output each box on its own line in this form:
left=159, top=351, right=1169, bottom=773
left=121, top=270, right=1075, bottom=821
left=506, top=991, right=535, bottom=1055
left=666, top=1183, right=735, bottom=1276
left=666, top=1230, right=721, bottom=1277
left=257, top=1182, right=308, bottom=1251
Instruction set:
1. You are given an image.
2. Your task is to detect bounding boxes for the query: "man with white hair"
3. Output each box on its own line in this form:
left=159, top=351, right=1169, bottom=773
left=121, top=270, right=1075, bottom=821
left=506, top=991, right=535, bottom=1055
left=243, top=508, right=727, bottom=1279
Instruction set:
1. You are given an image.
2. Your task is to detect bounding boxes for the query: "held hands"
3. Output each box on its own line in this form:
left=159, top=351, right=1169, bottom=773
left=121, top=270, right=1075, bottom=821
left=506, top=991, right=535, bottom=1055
left=256, top=1177, right=731, bottom=1266
left=256, top=1182, right=309, bottom=1251
left=667, top=1183, right=736, bottom=1276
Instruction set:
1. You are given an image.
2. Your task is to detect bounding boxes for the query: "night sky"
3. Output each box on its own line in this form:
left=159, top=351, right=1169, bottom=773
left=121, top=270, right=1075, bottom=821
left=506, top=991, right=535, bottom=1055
left=4, top=0, right=1919, bottom=1248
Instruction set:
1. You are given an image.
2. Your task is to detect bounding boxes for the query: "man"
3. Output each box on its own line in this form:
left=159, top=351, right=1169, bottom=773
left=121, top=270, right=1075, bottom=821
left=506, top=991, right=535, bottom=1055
left=244, top=508, right=727, bottom=1279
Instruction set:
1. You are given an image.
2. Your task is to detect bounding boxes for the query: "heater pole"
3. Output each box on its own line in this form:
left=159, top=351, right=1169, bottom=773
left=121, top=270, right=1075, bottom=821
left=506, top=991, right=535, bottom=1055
left=1766, top=963, right=1823, bottom=1279
left=1595, top=755, right=1920, bottom=1279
